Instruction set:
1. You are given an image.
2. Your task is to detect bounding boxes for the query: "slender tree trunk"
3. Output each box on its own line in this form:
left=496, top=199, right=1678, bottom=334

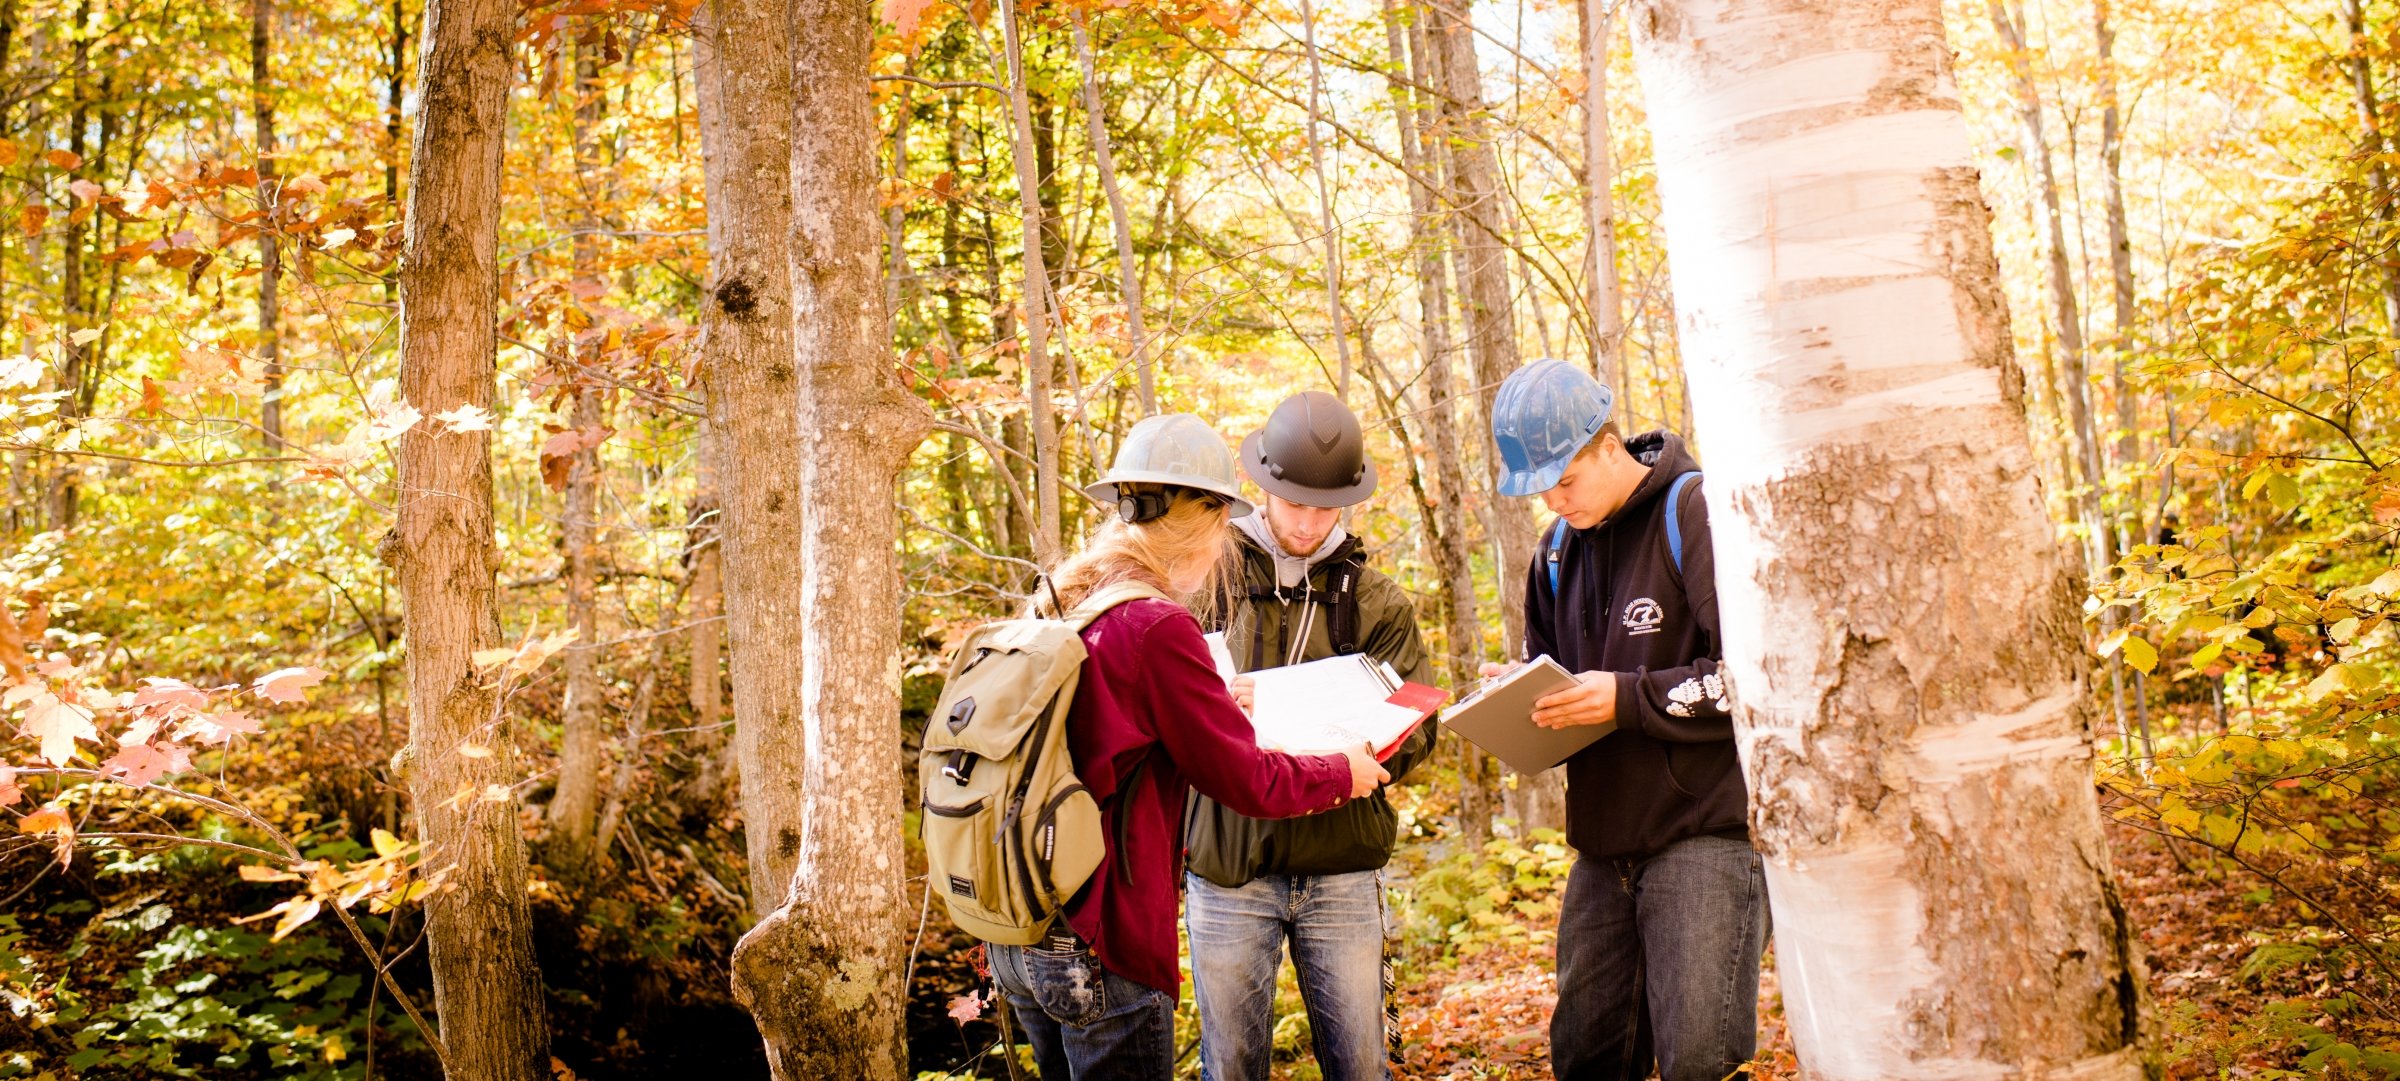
left=1579, top=0, right=1627, bottom=396
left=691, top=0, right=809, bottom=911
left=385, top=0, right=408, bottom=302
left=388, top=0, right=550, bottom=1074
left=1991, top=0, right=2112, bottom=576
left=2092, top=0, right=2136, bottom=485
left=252, top=0, right=282, bottom=452
left=999, top=0, right=1062, bottom=564
left=729, top=6, right=930, bottom=1077
left=1426, top=0, right=1532, bottom=659
left=1071, top=14, right=1154, bottom=415
left=685, top=408, right=729, bottom=805
left=551, top=39, right=609, bottom=864
left=1296, top=0, right=1353, bottom=397
left=49, top=2, right=89, bottom=529
left=1626, top=0, right=2147, bottom=1074
left=1390, top=0, right=1500, bottom=842
left=2342, top=0, right=2400, bottom=333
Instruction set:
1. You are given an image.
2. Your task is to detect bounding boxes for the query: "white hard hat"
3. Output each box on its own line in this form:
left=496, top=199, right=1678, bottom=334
left=1084, top=413, right=1255, bottom=519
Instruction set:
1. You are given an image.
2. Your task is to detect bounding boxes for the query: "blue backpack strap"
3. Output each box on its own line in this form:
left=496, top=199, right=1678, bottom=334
left=1545, top=516, right=1570, bottom=596
left=1663, top=472, right=1700, bottom=576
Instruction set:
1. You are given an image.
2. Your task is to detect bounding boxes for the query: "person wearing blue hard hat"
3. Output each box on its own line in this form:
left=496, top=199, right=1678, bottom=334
left=1484, top=359, right=1764, bottom=1081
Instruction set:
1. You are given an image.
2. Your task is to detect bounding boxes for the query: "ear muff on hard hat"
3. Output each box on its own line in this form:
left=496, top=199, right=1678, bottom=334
left=1238, top=391, right=1379, bottom=509
left=1489, top=359, right=1616, bottom=497
left=1084, top=413, right=1255, bottom=521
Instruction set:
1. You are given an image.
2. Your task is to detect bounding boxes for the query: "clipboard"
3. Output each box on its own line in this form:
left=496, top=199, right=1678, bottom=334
left=1238, top=652, right=1449, bottom=762
left=1442, top=656, right=1608, bottom=775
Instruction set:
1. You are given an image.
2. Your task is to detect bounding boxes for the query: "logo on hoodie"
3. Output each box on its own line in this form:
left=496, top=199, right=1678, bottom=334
left=1621, top=598, right=1665, bottom=636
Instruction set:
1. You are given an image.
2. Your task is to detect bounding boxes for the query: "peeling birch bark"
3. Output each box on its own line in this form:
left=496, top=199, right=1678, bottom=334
left=1625, top=0, right=2149, bottom=1074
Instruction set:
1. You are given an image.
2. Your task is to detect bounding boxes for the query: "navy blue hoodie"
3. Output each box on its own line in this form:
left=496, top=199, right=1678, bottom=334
left=1521, top=431, right=1748, bottom=860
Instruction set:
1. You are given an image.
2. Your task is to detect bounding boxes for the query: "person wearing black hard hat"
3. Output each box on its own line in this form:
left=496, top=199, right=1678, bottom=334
left=1183, top=390, right=1438, bottom=1081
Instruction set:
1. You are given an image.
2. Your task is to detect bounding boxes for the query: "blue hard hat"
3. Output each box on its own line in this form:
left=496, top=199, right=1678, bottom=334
left=1490, top=360, right=1616, bottom=496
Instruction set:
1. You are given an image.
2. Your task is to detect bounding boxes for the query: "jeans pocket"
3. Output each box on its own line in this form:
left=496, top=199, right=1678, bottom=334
left=1023, top=944, right=1108, bottom=1027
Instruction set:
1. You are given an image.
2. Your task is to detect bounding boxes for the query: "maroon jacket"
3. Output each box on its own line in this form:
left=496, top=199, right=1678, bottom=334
left=1059, top=595, right=1353, bottom=993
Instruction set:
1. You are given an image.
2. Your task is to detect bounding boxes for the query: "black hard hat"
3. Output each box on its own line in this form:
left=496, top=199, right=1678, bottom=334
left=1238, top=391, right=1378, bottom=509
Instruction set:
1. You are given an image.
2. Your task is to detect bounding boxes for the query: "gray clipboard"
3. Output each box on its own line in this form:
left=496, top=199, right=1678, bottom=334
left=1442, top=656, right=1612, bottom=775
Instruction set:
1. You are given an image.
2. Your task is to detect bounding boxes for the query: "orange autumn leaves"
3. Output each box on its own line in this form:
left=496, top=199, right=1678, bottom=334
left=2, top=592, right=324, bottom=838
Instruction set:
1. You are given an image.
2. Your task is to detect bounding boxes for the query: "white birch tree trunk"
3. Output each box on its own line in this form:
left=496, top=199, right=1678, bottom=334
left=1625, top=0, right=2147, bottom=1074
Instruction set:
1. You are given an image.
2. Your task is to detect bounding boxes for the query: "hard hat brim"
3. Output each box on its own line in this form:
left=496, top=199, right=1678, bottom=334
left=1084, top=472, right=1256, bottom=518
left=1236, top=429, right=1379, bottom=509
left=1495, top=457, right=1571, bottom=497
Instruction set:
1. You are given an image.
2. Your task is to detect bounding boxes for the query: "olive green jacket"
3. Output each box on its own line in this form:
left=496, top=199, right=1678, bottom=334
left=1183, top=532, right=1439, bottom=888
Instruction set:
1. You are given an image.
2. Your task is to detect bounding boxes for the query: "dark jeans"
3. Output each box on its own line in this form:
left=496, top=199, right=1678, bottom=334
left=1550, top=833, right=1768, bottom=1081
left=990, top=927, right=1177, bottom=1080
left=1184, top=870, right=1389, bottom=1081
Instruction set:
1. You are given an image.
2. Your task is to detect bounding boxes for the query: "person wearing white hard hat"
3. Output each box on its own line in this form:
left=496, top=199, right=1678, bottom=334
left=983, top=412, right=1390, bottom=1081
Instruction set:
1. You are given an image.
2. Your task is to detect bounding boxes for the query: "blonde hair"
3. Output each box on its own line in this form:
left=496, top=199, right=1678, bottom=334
left=1044, top=486, right=1231, bottom=624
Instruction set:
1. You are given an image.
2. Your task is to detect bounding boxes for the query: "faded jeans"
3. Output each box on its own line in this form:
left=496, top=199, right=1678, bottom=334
left=1549, top=833, right=1768, bottom=1081
left=990, top=926, right=1176, bottom=1080
left=1185, top=870, right=1390, bottom=1081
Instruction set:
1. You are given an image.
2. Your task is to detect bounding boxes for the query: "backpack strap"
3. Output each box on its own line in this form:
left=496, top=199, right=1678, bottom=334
left=1063, top=580, right=1167, bottom=629
left=1321, top=541, right=1366, bottom=656
left=1661, top=472, right=1700, bottom=579
left=1544, top=516, right=1570, bottom=597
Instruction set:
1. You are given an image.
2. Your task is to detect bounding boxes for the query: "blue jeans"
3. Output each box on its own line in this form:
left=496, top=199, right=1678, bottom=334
left=1550, top=833, right=1767, bottom=1081
left=990, top=928, right=1177, bottom=1081
left=1185, top=870, right=1390, bottom=1081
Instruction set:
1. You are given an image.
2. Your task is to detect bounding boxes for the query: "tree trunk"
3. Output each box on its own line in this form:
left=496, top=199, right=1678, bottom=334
left=387, top=0, right=551, bottom=1075
left=999, top=0, right=1062, bottom=564
left=2092, top=0, right=2137, bottom=499
left=2342, top=0, right=2400, bottom=333
left=728, top=6, right=930, bottom=1078
left=49, top=3, right=88, bottom=529
left=1991, top=0, right=2112, bottom=577
left=1425, top=0, right=1532, bottom=659
left=1388, top=0, right=1501, bottom=842
left=1625, top=0, right=2147, bottom=1074
left=1296, top=0, right=1353, bottom=397
left=685, top=407, right=730, bottom=807
left=550, top=39, right=608, bottom=864
left=385, top=0, right=407, bottom=301
left=1579, top=0, right=1628, bottom=398
left=252, top=0, right=282, bottom=452
left=691, top=0, right=810, bottom=911
left=1071, top=14, right=1154, bottom=416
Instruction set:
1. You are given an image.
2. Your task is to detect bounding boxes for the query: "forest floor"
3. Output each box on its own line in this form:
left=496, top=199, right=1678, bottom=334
left=905, top=815, right=2394, bottom=1079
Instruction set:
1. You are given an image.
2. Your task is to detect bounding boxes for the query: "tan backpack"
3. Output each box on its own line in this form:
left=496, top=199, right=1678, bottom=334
left=918, top=581, right=1162, bottom=945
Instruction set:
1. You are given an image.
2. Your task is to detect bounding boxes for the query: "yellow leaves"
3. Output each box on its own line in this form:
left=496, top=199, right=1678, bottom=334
left=2304, top=662, right=2379, bottom=702
left=2097, top=628, right=2157, bottom=674
left=237, top=831, right=431, bottom=940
